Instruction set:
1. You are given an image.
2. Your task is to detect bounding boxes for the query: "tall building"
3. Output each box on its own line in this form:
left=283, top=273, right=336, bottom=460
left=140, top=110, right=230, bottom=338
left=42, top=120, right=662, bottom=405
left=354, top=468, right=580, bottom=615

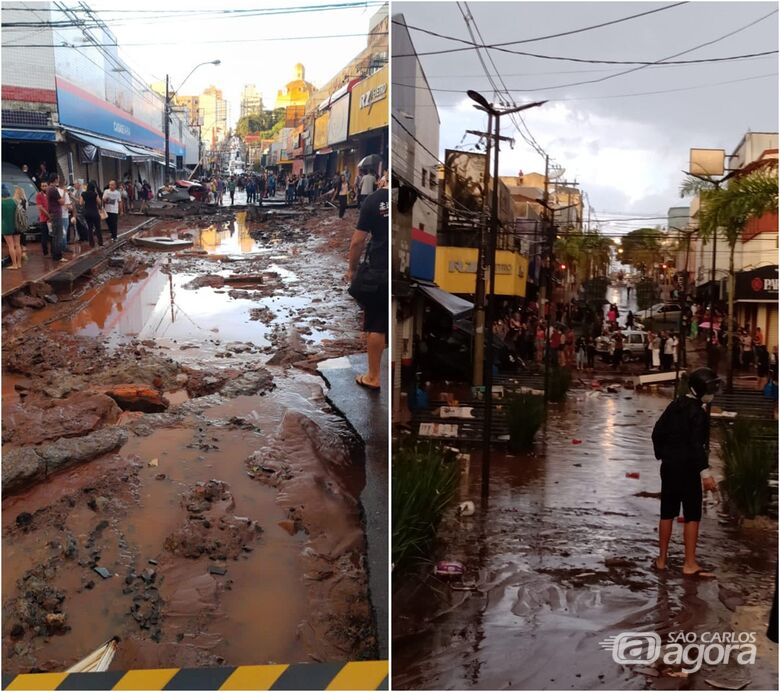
left=240, top=84, right=264, bottom=119
left=174, top=86, right=228, bottom=149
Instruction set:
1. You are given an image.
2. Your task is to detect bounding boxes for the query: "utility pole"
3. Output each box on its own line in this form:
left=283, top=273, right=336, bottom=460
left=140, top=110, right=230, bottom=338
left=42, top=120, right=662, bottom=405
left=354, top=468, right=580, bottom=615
left=466, top=122, right=511, bottom=387
left=541, top=155, right=554, bottom=404
left=465, top=91, right=546, bottom=501
left=164, top=74, right=170, bottom=185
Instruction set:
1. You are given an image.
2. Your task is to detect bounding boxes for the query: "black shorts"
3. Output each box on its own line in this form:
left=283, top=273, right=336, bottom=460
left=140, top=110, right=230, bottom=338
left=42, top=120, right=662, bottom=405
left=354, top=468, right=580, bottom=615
left=660, top=462, right=702, bottom=522
left=362, top=289, right=388, bottom=335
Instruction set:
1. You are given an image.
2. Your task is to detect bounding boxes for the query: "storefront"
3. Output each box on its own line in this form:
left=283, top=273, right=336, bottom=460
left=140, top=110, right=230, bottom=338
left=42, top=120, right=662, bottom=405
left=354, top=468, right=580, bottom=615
left=348, top=66, right=388, bottom=175
left=734, top=265, right=778, bottom=350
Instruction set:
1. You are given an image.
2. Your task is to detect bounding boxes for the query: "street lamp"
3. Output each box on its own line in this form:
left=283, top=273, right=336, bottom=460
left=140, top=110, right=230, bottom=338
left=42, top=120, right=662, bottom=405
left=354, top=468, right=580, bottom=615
left=165, top=60, right=220, bottom=181
left=466, top=90, right=546, bottom=499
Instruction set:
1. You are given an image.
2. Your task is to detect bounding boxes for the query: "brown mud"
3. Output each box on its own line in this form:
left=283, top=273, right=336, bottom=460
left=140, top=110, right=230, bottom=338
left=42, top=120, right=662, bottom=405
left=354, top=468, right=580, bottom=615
left=2, top=206, right=376, bottom=673
left=393, top=391, right=778, bottom=691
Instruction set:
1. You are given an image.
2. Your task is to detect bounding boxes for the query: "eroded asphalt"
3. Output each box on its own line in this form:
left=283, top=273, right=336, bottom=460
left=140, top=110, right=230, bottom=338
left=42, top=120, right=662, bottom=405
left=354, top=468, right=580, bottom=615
left=2, top=205, right=382, bottom=673
left=393, top=389, right=778, bottom=691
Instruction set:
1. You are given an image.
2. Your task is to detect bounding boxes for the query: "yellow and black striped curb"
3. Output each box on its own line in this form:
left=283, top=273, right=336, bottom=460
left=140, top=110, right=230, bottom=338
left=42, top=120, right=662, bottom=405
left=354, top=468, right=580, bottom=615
left=2, top=661, right=388, bottom=691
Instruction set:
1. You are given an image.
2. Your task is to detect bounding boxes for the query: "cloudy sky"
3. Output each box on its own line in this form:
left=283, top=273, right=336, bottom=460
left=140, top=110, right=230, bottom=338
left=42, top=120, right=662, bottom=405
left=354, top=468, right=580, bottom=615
left=393, top=1, right=778, bottom=235
left=88, top=0, right=385, bottom=126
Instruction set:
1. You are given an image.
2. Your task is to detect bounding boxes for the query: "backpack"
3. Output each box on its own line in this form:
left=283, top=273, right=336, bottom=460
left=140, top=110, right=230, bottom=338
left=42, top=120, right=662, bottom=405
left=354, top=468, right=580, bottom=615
left=14, top=202, right=28, bottom=233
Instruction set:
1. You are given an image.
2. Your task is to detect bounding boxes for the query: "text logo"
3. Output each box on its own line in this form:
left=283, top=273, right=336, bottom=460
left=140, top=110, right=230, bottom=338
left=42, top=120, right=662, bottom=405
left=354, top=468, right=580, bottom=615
left=600, top=632, right=662, bottom=665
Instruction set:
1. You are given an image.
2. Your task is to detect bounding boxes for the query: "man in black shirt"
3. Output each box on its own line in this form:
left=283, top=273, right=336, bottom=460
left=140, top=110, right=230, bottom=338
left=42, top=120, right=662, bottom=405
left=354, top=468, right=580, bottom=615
left=347, top=187, right=388, bottom=390
left=652, top=367, right=719, bottom=577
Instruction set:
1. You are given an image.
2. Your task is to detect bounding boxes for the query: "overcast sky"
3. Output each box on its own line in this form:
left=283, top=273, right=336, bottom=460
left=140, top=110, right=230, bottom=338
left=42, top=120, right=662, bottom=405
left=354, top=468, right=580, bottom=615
left=88, top=0, right=384, bottom=126
left=394, top=1, right=778, bottom=235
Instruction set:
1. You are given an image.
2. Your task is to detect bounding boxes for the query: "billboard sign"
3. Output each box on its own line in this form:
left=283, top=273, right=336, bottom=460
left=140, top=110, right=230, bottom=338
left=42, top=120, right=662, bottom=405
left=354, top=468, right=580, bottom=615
left=327, top=95, right=350, bottom=146
left=443, top=149, right=485, bottom=229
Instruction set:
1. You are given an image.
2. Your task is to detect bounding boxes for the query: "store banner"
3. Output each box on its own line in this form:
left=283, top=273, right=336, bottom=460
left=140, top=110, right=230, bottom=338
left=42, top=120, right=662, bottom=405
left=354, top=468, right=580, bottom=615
left=55, top=77, right=185, bottom=156
left=314, top=112, right=330, bottom=151
left=735, top=265, right=779, bottom=300
left=349, top=67, right=388, bottom=136
left=327, top=95, right=350, bottom=146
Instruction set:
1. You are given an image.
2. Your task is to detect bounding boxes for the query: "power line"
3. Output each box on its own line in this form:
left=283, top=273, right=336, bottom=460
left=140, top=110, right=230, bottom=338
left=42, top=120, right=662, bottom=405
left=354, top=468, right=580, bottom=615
left=2, top=31, right=385, bottom=48
left=391, top=3, right=689, bottom=57
left=391, top=70, right=778, bottom=102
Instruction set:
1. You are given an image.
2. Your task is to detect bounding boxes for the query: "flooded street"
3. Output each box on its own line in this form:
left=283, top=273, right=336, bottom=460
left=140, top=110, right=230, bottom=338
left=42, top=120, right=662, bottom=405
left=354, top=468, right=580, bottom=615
left=393, top=391, right=778, bottom=691
left=2, top=206, right=378, bottom=672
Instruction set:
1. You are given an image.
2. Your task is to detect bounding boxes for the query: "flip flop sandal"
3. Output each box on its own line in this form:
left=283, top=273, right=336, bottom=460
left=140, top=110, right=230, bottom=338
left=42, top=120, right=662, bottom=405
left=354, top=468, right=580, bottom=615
left=355, top=375, right=380, bottom=391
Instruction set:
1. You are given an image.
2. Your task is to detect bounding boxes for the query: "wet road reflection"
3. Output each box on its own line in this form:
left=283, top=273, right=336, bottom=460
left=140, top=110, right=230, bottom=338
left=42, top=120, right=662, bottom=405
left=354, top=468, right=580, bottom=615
left=393, top=391, right=778, bottom=690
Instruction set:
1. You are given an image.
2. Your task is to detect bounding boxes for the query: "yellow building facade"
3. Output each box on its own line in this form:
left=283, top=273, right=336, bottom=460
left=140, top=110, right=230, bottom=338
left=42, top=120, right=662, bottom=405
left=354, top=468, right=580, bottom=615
left=434, top=247, right=528, bottom=297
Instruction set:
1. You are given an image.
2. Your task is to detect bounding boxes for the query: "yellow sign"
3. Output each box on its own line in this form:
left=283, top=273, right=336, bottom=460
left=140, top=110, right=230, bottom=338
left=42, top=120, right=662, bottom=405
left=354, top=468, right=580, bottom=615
left=314, top=111, right=330, bottom=150
left=434, top=246, right=527, bottom=297
left=349, top=66, right=389, bottom=137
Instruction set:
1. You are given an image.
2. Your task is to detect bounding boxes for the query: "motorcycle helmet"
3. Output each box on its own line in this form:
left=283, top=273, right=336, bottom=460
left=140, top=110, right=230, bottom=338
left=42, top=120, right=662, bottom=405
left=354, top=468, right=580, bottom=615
left=688, top=367, right=721, bottom=401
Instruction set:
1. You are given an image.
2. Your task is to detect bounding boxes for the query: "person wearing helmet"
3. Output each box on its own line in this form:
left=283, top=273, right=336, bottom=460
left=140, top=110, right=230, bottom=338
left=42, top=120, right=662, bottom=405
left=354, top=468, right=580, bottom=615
left=651, top=367, right=720, bottom=577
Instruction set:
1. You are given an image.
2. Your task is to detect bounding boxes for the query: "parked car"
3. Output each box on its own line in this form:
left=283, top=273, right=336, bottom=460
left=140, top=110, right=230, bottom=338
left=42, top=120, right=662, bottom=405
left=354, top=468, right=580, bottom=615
left=634, top=302, right=681, bottom=326
left=595, top=328, right=648, bottom=362
left=1, top=162, right=39, bottom=230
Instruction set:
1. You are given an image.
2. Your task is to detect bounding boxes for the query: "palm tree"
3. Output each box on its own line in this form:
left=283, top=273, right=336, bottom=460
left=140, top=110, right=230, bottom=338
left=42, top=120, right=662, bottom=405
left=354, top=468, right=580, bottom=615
left=680, top=165, right=779, bottom=391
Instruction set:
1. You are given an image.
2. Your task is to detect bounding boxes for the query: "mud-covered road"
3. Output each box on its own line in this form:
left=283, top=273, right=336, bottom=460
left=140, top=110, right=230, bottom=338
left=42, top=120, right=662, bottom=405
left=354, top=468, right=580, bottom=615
left=393, top=390, right=778, bottom=691
left=2, top=205, right=378, bottom=672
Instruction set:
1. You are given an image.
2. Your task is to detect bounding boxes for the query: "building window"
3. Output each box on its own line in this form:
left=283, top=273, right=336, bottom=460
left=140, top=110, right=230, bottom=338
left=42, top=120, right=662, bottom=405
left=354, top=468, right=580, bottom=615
left=421, top=168, right=427, bottom=187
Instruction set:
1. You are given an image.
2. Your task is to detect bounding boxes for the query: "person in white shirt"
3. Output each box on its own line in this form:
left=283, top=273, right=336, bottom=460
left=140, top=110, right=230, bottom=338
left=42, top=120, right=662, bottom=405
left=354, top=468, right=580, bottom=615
left=102, top=180, right=122, bottom=241
left=358, top=170, right=376, bottom=207
left=58, top=184, right=72, bottom=249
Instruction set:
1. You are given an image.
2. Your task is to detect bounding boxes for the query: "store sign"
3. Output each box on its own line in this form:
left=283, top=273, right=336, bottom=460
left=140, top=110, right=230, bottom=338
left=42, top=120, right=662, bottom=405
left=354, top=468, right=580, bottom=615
left=435, top=246, right=528, bottom=296
left=327, top=95, right=349, bottom=145
left=735, top=265, right=779, bottom=300
left=349, top=66, right=389, bottom=137
left=360, top=83, right=387, bottom=109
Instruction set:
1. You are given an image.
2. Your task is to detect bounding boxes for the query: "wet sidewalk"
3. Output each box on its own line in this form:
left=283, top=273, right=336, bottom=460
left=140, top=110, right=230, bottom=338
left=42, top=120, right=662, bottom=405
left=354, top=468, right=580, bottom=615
left=319, top=350, right=389, bottom=659
left=393, top=391, right=778, bottom=690
left=1, top=215, right=156, bottom=299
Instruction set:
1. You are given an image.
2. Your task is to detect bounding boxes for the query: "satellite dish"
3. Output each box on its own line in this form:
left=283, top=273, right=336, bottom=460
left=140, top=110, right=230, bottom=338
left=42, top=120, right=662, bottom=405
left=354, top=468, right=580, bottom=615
left=548, top=163, right=565, bottom=180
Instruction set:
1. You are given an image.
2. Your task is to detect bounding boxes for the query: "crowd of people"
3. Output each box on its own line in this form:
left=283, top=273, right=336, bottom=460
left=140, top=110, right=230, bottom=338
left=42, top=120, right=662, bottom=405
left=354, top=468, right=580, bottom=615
left=490, top=296, right=777, bottom=387
left=200, top=166, right=387, bottom=215
left=2, top=164, right=156, bottom=268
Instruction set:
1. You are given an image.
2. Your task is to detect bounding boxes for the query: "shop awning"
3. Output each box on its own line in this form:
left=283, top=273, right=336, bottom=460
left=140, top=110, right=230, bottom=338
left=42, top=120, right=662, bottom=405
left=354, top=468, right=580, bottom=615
left=419, top=284, right=474, bottom=318
left=125, top=144, right=163, bottom=162
left=65, top=129, right=132, bottom=159
left=2, top=128, right=56, bottom=142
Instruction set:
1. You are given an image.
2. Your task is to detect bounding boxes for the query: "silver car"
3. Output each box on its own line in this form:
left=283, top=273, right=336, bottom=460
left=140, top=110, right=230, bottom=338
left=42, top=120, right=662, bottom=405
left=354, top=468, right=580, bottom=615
left=634, top=303, right=681, bottom=326
left=596, top=329, right=648, bottom=362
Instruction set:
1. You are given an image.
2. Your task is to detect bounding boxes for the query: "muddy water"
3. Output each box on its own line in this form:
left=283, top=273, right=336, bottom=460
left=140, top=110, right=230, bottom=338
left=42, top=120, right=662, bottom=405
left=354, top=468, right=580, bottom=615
left=2, top=207, right=372, bottom=672
left=393, top=391, right=778, bottom=691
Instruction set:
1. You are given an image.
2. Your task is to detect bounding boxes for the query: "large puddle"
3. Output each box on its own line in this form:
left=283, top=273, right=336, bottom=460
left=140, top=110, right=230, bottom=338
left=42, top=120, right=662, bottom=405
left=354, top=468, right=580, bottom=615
left=393, top=391, right=778, bottom=690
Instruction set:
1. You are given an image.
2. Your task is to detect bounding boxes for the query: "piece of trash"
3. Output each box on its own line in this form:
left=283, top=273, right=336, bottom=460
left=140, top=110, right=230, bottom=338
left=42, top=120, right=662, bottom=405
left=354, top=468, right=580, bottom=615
left=663, top=670, right=689, bottom=679
left=573, top=463, right=582, bottom=467
left=704, top=678, right=750, bottom=690
left=459, top=501, right=475, bottom=517
left=208, top=565, right=227, bottom=576
left=625, top=472, right=640, bottom=479
left=148, top=458, right=159, bottom=468
left=572, top=439, right=582, bottom=445
left=94, top=567, right=112, bottom=579
left=148, top=559, right=158, bottom=566
left=154, top=473, right=166, bottom=480
left=434, top=560, right=465, bottom=577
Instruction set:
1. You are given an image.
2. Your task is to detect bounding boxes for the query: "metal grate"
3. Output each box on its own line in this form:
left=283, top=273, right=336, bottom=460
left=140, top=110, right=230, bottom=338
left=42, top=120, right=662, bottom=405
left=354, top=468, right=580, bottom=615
left=1, top=109, right=52, bottom=128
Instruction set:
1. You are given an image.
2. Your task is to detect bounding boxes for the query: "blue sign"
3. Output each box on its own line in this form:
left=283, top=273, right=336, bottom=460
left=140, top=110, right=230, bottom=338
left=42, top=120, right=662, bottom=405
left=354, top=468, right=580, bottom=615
left=56, top=77, right=185, bottom=157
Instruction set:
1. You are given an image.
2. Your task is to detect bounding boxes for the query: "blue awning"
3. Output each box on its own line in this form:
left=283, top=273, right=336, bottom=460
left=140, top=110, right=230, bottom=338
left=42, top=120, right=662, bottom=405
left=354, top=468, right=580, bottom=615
left=2, top=128, right=56, bottom=142
left=64, top=129, right=132, bottom=159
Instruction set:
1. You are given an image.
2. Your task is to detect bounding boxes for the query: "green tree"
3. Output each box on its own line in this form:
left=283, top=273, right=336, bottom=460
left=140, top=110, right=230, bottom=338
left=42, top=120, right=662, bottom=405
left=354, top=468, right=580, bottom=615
left=621, top=227, right=662, bottom=275
left=235, top=108, right=286, bottom=138
left=680, top=165, right=779, bottom=391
